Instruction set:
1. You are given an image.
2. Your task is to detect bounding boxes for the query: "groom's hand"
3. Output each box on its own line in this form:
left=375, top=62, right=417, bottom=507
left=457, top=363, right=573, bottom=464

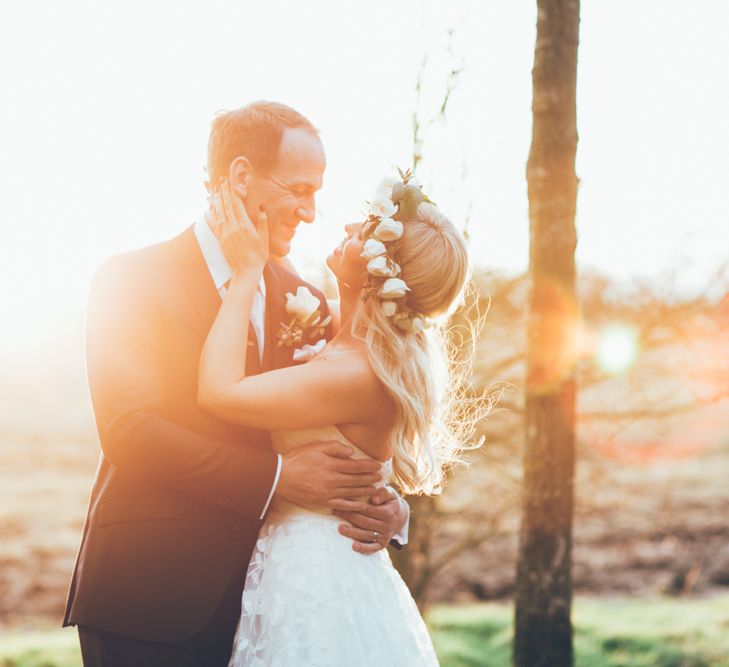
left=334, top=487, right=407, bottom=555
left=275, top=441, right=382, bottom=511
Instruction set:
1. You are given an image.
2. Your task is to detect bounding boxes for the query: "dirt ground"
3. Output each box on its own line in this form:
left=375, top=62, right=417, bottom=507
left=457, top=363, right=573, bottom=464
left=2, top=416, right=728, bottom=630
left=427, top=436, right=729, bottom=605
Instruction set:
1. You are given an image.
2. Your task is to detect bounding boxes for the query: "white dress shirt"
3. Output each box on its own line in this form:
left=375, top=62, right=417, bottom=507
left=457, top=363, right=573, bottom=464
left=194, top=218, right=281, bottom=520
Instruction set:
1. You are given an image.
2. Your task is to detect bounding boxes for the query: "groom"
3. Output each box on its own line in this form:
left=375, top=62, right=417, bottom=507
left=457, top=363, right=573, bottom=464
left=64, top=101, right=410, bottom=666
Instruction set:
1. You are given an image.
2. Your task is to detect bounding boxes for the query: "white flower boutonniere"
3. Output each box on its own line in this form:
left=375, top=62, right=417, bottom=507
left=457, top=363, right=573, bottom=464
left=277, top=286, right=331, bottom=349
left=286, top=286, right=320, bottom=321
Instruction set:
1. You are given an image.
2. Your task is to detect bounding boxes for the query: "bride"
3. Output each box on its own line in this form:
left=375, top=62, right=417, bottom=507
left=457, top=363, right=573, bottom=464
left=198, top=172, right=474, bottom=666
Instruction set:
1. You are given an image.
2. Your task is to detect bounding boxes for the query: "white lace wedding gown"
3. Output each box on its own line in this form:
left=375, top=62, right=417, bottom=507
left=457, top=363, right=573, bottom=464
left=228, top=425, right=440, bottom=667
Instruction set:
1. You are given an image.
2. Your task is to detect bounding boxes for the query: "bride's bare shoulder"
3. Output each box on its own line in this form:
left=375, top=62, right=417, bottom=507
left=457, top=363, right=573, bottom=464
left=324, top=347, right=395, bottom=420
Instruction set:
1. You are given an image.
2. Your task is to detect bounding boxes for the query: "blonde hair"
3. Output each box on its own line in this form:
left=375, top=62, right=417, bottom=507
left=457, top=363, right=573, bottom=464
left=351, top=202, right=489, bottom=494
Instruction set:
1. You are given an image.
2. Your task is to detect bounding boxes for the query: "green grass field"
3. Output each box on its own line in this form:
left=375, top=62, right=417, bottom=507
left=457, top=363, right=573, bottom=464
left=429, top=595, right=729, bottom=667
left=2, top=595, right=728, bottom=667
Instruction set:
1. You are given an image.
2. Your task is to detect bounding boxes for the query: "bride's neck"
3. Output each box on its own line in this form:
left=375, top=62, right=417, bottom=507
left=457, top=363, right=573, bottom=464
left=335, top=279, right=361, bottom=339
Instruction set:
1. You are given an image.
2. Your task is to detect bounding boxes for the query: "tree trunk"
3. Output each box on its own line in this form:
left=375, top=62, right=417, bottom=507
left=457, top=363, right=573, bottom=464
left=390, top=495, right=437, bottom=609
left=514, top=1, right=580, bottom=666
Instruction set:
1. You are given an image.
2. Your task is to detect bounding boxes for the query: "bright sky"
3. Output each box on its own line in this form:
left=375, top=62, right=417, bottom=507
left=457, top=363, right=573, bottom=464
left=1, top=0, right=727, bottom=350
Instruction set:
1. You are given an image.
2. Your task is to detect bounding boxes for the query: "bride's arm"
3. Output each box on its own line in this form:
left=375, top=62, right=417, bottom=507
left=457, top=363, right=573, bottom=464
left=198, top=183, right=375, bottom=432
left=198, top=271, right=260, bottom=406
left=199, top=273, right=366, bottom=431
left=199, top=350, right=377, bottom=431
left=197, top=182, right=267, bottom=408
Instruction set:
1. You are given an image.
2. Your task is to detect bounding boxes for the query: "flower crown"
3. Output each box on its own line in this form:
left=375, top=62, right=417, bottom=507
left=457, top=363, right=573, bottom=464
left=360, top=168, right=434, bottom=334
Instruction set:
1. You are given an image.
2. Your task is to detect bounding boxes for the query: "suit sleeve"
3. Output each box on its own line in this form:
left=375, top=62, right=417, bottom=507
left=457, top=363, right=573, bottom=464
left=86, top=257, right=278, bottom=519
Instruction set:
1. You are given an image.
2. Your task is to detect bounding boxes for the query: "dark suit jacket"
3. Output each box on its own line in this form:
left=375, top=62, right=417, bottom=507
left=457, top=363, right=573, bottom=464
left=63, top=226, right=331, bottom=642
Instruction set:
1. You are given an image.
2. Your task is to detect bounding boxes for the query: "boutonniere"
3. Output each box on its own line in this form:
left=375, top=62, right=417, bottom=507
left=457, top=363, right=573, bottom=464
left=277, top=286, right=331, bottom=349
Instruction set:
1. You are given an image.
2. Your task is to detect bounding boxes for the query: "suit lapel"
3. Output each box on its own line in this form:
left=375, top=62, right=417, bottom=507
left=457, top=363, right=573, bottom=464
left=170, top=227, right=219, bottom=335
left=173, top=225, right=262, bottom=377
left=262, top=262, right=291, bottom=372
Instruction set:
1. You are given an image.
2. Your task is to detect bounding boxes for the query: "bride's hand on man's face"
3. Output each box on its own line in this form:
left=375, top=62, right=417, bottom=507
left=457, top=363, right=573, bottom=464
left=208, top=179, right=269, bottom=275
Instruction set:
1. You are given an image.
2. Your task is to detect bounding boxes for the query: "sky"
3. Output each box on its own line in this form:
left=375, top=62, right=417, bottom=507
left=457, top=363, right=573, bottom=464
left=1, top=0, right=727, bottom=350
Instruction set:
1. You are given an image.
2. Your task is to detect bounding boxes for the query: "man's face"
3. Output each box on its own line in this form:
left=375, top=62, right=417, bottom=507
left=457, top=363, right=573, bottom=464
left=246, top=127, right=326, bottom=257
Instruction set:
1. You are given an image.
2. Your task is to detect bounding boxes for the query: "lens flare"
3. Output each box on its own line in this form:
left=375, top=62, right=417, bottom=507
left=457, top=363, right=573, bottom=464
left=596, top=324, right=638, bottom=374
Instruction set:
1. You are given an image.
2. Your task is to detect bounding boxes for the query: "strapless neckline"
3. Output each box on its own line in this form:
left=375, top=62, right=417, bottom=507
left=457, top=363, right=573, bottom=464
left=270, top=424, right=391, bottom=466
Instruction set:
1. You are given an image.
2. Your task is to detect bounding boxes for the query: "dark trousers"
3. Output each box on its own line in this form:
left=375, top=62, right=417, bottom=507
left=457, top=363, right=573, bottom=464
left=78, top=567, right=246, bottom=667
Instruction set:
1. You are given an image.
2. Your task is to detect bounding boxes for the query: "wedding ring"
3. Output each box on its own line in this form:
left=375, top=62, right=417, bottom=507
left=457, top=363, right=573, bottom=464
left=371, top=531, right=380, bottom=543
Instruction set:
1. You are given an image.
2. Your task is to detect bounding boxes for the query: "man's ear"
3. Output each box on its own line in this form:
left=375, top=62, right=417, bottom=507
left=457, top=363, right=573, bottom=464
left=229, top=157, right=253, bottom=198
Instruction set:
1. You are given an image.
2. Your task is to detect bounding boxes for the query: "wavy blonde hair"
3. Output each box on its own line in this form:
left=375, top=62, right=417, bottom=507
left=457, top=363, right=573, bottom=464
left=350, top=202, right=490, bottom=494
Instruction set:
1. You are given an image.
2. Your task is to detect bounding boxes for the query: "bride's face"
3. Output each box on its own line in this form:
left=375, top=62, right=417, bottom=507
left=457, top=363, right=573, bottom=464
left=326, top=222, right=368, bottom=288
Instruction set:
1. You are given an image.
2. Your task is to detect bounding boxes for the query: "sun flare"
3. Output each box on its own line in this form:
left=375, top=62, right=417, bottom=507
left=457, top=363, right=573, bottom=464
left=596, top=324, right=638, bottom=375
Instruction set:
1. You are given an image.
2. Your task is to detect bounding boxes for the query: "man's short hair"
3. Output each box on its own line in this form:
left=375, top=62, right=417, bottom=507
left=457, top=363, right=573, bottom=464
left=207, top=101, right=318, bottom=185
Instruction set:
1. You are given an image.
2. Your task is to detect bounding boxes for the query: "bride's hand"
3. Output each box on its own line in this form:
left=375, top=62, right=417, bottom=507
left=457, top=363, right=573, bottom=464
left=208, top=179, right=269, bottom=276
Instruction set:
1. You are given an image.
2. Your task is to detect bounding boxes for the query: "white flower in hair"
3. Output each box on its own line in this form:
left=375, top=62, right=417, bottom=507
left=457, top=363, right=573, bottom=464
left=367, top=256, right=400, bottom=278
left=410, top=316, right=426, bottom=334
left=373, top=218, right=404, bottom=242
left=285, top=286, right=321, bottom=322
left=360, top=169, right=437, bottom=335
left=381, top=301, right=398, bottom=317
left=369, top=197, right=397, bottom=219
left=375, top=175, right=400, bottom=200
left=380, top=277, right=410, bottom=299
left=360, top=238, right=387, bottom=260
left=366, top=256, right=388, bottom=276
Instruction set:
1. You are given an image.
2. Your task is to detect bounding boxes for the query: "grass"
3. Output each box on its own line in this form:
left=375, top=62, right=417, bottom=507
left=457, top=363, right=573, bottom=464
left=0, top=630, right=80, bottom=667
left=2, top=595, right=729, bottom=667
left=428, top=595, right=729, bottom=667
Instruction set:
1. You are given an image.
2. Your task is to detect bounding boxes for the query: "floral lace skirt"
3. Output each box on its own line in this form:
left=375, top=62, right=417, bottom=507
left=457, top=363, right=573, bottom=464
left=228, top=503, right=439, bottom=666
